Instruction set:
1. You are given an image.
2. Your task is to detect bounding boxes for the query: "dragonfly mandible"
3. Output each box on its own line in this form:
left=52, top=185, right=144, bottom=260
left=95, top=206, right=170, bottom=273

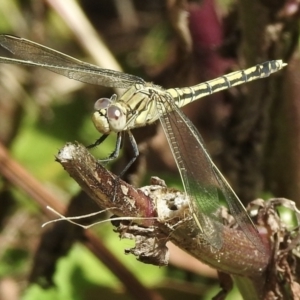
left=0, top=34, right=286, bottom=251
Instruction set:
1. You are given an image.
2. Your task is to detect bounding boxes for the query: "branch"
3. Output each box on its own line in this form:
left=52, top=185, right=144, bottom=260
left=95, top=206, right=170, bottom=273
left=56, top=142, right=271, bottom=295
left=57, top=143, right=300, bottom=298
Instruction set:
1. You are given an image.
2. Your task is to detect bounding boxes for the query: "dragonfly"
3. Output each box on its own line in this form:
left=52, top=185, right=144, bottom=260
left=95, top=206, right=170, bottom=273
left=0, top=34, right=286, bottom=252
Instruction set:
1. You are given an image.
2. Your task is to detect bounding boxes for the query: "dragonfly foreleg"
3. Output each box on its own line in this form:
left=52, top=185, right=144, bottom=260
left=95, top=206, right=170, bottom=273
left=87, top=130, right=139, bottom=177
left=86, top=134, right=109, bottom=149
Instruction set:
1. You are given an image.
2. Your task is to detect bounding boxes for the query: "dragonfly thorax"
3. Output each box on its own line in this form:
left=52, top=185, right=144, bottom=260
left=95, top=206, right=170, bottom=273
left=92, top=95, right=127, bottom=134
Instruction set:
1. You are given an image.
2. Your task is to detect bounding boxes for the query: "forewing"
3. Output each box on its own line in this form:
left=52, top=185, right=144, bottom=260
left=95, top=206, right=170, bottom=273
left=0, top=35, right=145, bottom=88
left=212, top=165, right=266, bottom=253
left=157, top=93, right=265, bottom=253
left=156, top=93, right=223, bottom=249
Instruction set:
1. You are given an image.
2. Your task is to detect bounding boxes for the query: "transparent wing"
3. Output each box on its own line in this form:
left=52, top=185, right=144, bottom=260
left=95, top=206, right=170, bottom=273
left=157, top=93, right=265, bottom=252
left=0, top=35, right=145, bottom=88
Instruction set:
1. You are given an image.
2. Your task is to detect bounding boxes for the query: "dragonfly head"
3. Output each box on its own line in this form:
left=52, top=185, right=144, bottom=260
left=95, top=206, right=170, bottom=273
left=92, top=95, right=127, bottom=134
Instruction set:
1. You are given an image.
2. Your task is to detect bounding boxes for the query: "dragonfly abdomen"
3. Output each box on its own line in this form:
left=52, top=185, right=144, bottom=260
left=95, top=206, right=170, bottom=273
left=166, top=60, right=286, bottom=109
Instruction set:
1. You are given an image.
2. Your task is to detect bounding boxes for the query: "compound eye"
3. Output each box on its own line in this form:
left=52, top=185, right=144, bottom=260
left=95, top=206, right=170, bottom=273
left=107, top=105, right=126, bottom=131
left=94, top=98, right=112, bottom=110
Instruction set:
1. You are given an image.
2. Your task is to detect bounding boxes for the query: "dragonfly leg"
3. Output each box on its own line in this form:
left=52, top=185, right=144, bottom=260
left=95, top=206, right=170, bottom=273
left=107, top=132, right=122, bottom=160
left=98, top=130, right=139, bottom=175
left=86, top=131, right=139, bottom=172
left=119, top=130, right=139, bottom=177
left=111, top=131, right=139, bottom=202
left=86, top=134, right=109, bottom=149
left=87, top=132, right=123, bottom=165
left=97, top=131, right=123, bottom=165
left=87, top=131, right=139, bottom=202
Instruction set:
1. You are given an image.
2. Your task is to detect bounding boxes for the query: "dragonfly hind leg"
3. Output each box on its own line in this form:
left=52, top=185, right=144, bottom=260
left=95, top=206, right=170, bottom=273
left=100, top=131, right=139, bottom=202
left=119, top=130, right=139, bottom=177
left=110, top=131, right=139, bottom=202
